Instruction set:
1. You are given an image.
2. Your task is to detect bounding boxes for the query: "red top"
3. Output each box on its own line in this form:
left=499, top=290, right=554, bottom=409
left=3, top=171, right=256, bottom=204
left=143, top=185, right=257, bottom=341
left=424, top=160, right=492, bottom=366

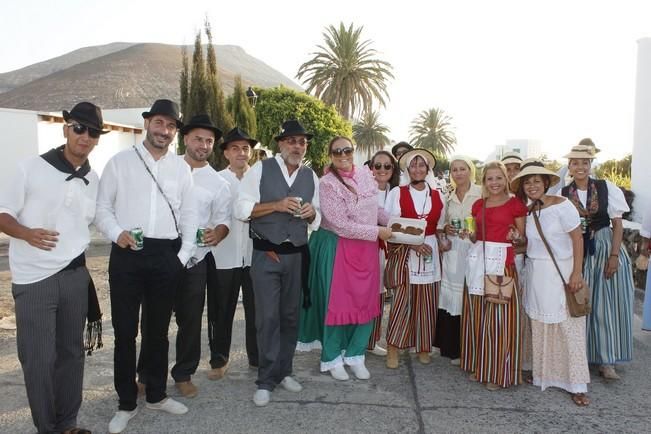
left=399, top=185, right=443, bottom=236
left=472, top=196, right=527, bottom=265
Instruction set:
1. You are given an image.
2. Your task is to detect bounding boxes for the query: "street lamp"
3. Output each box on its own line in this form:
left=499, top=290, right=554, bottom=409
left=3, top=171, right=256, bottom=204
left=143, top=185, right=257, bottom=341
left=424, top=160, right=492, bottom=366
left=246, top=86, right=258, bottom=108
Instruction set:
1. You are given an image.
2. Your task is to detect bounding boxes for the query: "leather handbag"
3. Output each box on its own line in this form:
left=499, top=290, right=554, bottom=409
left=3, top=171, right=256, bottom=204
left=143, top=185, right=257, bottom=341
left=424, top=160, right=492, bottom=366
left=532, top=208, right=591, bottom=318
left=482, top=202, right=515, bottom=304
left=384, top=242, right=410, bottom=290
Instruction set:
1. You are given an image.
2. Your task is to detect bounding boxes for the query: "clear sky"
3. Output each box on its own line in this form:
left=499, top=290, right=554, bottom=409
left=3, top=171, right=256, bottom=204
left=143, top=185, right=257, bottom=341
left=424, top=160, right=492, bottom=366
left=2, top=0, right=650, bottom=161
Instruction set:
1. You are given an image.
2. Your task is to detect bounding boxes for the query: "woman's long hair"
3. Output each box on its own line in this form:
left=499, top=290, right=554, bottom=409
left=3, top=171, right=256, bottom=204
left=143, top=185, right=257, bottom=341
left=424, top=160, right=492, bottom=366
left=327, top=136, right=356, bottom=194
left=370, top=150, right=400, bottom=190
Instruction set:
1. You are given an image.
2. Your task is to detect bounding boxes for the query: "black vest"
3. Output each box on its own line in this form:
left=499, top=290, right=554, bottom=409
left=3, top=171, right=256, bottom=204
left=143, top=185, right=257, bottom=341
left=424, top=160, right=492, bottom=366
left=250, top=158, right=316, bottom=246
left=561, top=179, right=610, bottom=232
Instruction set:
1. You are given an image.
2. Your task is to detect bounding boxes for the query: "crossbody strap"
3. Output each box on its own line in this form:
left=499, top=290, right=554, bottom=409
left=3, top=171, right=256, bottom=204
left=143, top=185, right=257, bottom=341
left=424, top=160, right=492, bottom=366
left=133, top=145, right=180, bottom=236
left=531, top=205, right=567, bottom=287
left=482, top=200, right=487, bottom=277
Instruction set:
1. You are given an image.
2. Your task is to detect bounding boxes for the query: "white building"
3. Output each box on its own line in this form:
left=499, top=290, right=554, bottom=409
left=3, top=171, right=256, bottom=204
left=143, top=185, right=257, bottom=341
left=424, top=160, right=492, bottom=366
left=0, top=107, right=144, bottom=187
left=632, top=38, right=651, bottom=221
left=484, top=139, right=542, bottom=162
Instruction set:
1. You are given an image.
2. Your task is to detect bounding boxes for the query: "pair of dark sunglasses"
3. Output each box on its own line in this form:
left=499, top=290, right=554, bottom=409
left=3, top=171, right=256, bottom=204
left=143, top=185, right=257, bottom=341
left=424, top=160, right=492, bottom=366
left=373, top=163, right=393, bottom=170
left=331, top=147, right=354, bottom=156
left=68, top=123, right=101, bottom=138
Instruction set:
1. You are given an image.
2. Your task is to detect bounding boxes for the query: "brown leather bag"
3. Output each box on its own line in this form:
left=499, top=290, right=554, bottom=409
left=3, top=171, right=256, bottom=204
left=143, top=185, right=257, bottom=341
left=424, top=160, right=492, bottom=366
left=482, top=202, right=515, bottom=305
left=531, top=209, right=591, bottom=318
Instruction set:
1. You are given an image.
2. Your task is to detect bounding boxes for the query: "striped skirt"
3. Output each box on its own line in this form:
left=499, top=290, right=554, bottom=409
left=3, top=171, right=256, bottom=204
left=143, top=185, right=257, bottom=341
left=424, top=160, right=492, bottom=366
left=460, top=289, right=483, bottom=373
left=583, top=227, right=634, bottom=364
left=386, top=282, right=439, bottom=352
left=474, top=265, right=522, bottom=387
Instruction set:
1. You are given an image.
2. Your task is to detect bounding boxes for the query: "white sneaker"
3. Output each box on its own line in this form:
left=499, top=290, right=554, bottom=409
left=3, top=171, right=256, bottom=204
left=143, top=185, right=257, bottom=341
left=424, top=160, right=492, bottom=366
left=253, top=389, right=271, bottom=406
left=279, top=376, right=303, bottom=392
left=370, top=345, right=387, bottom=356
left=109, top=409, right=138, bottom=434
left=350, top=363, right=371, bottom=380
left=146, top=397, right=188, bottom=415
left=450, top=358, right=461, bottom=366
left=329, top=365, right=350, bottom=381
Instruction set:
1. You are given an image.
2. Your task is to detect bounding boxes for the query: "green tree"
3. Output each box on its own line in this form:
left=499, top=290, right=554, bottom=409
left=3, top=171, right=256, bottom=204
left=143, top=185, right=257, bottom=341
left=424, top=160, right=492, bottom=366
left=255, top=86, right=352, bottom=175
left=226, top=75, right=257, bottom=137
left=595, top=154, right=632, bottom=179
left=296, top=22, right=394, bottom=120
left=409, top=108, right=456, bottom=155
left=204, top=17, right=233, bottom=133
left=352, top=111, right=391, bottom=160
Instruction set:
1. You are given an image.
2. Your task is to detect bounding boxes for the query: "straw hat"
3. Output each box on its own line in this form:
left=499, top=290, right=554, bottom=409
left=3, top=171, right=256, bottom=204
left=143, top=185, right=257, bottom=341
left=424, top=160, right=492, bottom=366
left=510, top=158, right=560, bottom=192
left=500, top=151, right=523, bottom=166
left=398, top=148, right=437, bottom=172
left=563, top=144, right=597, bottom=160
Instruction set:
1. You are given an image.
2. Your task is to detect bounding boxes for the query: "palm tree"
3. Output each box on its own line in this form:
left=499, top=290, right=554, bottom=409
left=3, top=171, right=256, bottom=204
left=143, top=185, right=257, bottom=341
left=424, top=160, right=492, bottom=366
left=353, top=111, right=391, bottom=160
left=296, top=22, right=394, bottom=120
left=409, top=108, right=456, bottom=155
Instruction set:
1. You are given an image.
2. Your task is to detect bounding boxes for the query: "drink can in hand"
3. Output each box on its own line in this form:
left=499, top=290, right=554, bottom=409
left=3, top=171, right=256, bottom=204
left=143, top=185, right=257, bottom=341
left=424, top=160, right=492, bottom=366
left=293, top=196, right=304, bottom=217
left=130, top=227, right=144, bottom=251
left=464, top=216, right=476, bottom=233
left=451, top=218, right=462, bottom=232
left=196, top=228, right=208, bottom=247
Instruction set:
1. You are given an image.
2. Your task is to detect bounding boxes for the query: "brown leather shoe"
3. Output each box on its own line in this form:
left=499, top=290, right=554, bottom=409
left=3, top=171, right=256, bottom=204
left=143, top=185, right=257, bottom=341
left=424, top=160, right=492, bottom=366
left=137, top=381, right=145, bottom=398
left=207, top=364, right=229, bottom=380
left=175, top=380, right=198, bottom=398
left=386, top=345, right=399, bottom=369
left=417, top=352, right=431, bottom=365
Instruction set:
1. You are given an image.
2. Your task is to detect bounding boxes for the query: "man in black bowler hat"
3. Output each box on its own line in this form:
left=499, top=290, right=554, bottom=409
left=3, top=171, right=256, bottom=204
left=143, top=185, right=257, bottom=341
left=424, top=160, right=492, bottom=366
left=0, top=101, right=107, bottom=434
left=96, top=99, right=199, bottom=433
left=234, top=119, right=321, bottom=407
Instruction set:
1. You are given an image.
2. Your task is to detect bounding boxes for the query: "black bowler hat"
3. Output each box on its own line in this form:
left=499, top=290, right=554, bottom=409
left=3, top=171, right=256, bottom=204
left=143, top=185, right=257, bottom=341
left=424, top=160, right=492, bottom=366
left=180, top=114, right=223, bottom=140
left=62, top=102, right=109, bottom=134
left=391, top=141, right=413, bottom=158
left=220, top=127, right=258, bottom=150
left=142, top=99, right=183, bottom=128
left=274, top=119, right=313, bottom=141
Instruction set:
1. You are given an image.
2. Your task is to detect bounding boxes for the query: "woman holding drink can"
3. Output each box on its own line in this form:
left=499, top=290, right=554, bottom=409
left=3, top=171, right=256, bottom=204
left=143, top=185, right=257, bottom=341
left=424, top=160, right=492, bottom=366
left=434, top=156, right=481, bottom=365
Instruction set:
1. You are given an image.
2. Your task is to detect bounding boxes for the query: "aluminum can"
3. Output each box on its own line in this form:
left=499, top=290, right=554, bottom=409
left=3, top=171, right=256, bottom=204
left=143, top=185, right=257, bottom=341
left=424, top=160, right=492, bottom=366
left=451, top=218, right=462, bottom=231
left=130, top=227, right=144, bottom=251
left=464, top=216, right=476, bottom=233
left=293, top=196, right=304, bottom=217
left=196, top=228, right=208, bottom=247
left=580, top=217, right=588, bottom=234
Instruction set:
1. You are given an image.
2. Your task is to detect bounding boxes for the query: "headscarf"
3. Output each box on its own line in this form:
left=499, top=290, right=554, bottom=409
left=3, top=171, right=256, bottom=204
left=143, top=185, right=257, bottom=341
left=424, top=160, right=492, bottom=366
left=448, top=154, right=476, bottom=189
left=401, top=152, right=436, bottom=187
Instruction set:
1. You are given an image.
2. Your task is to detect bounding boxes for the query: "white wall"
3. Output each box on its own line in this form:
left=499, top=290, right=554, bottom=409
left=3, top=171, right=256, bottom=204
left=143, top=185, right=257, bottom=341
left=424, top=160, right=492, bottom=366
left=632, top=38, right=651, bottom=221
left=0, top=108, right=39, bottom=187
left=102, top=108, right=147, bottom=128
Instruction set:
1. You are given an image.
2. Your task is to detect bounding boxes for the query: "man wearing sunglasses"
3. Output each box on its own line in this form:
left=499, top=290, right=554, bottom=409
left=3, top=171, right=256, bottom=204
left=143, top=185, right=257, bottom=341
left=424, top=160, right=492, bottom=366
left=96, top=99, right=199, bottom=433
left=0, top=101, right=107, bottom=434
left=235, top=119, right=321, bottom=407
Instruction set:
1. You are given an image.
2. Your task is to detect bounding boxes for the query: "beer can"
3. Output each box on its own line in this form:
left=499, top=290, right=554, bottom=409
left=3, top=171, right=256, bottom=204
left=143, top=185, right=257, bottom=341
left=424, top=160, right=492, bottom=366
left=451, top=218, right=462, bottom=231
left=464, top=216, right=476, bottom=233
left=293, top=196, right=304, bottom=217
left=580, top=217, right=588, bottom=234
left=423, top=254, right=433, bottom=263
left=130, top=227, right=144, bottom=251
left=196, top=228, right=208, bottom=247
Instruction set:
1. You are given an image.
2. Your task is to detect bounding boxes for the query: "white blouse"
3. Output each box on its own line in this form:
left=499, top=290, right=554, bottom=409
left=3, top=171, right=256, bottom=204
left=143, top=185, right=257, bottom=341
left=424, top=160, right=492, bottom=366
left=640, top=203, right=651, bottom=239
left=525, top=199, right=580, bottom=260
left=574, top=179, right=629, bottom=219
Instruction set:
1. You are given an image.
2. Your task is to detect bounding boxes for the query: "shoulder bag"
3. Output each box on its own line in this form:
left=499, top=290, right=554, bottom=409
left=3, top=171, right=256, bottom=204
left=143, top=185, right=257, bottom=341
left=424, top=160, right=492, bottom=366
left=482, top=201, right=515, bottom=304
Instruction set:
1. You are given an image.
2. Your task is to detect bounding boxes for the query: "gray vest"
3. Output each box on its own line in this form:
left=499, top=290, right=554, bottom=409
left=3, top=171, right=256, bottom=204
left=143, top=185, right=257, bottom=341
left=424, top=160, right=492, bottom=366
left=250, top=158, right=316, bottom=246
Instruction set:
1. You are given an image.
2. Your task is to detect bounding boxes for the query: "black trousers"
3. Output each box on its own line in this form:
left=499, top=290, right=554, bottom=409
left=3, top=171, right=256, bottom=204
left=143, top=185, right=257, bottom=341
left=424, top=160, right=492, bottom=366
left=109, top=239, right=182, bottom=411
left=206, top=253, right=258, bottom=369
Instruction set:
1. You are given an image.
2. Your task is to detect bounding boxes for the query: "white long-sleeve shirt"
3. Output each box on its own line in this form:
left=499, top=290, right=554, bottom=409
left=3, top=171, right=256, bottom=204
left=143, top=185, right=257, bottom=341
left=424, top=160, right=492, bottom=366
left=95, top=142, right=197, bottom=265
left=234, top=154, right=321, bottom=231
left=0, top=156, right=98, bottom=284
left=189, top=163, right=231, bottom=264
left=212, top=168, right=253, bottom=269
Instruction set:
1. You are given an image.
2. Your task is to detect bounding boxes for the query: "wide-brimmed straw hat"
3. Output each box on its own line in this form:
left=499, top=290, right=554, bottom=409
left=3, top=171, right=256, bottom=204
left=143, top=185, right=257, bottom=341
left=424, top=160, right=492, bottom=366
left=398, top=148, right=437, bottom=172
left=500, top=151, right=523, bottom=166
left=563, top=144, right=597, bottom=160
left=510, top=158, right=560, bottom=192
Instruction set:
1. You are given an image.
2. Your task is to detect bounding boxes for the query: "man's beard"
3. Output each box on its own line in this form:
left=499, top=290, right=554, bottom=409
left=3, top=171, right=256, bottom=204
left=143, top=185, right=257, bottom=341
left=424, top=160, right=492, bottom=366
left=146, top=130, right=172, bottom=149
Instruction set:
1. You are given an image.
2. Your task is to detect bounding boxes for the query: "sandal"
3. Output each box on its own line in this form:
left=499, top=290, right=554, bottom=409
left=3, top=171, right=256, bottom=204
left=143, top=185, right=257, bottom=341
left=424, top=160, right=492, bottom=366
left=571, top=393, right=590, bottom=407
left=485, top=382, right=501, bottom=391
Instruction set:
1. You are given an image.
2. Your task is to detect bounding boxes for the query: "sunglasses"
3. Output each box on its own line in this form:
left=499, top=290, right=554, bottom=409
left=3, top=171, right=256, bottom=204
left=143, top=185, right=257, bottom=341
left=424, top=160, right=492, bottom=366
left=373, top=163, right=393, bottom=171
left=283, top=137, right=308, bottom=145
left=331, top=147, right=354, bottom=157
left=68, top=123, right=101, bottom=139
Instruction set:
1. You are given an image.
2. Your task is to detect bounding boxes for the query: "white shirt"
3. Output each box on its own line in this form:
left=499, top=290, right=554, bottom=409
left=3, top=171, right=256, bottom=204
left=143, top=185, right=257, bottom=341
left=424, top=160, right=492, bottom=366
left=95, top=142, right=198, bottom=265
left=0, top=156, right=99, bottom=284
left=234, top=154, right=321, bottom=231
left=212, top=168, right=253, bottom=269
left=525, top=199, right=580, bottom=260
left=574, top=179, right=630, bottom=219
left=189, top=163, right=231, bottom=265
left=385, top=185, right=446, bottom=283
left=641, top=204, right=651, bottom=238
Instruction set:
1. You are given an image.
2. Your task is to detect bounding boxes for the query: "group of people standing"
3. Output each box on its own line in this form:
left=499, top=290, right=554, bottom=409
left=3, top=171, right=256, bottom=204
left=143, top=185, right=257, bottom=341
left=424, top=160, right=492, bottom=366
left=0, top=97, right=645, bottom=434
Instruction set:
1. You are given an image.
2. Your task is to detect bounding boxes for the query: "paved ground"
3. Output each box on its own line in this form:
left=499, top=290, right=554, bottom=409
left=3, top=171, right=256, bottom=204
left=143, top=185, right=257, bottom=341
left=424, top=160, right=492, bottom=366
left=0, top=243, right=650, bottom=433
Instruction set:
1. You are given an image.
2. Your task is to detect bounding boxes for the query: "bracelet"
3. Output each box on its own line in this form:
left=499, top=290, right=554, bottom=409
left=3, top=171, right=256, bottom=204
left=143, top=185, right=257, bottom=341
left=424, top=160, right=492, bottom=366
left=609, top=254, right=619, bottom=258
